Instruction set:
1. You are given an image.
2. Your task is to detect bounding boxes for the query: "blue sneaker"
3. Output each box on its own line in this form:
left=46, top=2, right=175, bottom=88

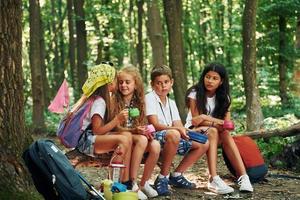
left=169, top=175, right=196, bottom=189
left=154, top=176, right=170, bottom=196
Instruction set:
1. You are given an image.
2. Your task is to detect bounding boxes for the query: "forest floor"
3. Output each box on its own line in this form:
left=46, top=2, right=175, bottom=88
left=76, top=155, right=300, bottom=200
left=36, top=136, right=300, bottom=200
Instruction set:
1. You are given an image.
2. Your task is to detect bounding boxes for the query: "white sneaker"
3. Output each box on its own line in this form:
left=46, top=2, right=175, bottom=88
left=132, top=182, right=148, bottom=200
left=238, top=174, right=253, bottom=192
left=207, top=175, right=234, bottom=194
left=141, top=181, right=158, bottom=198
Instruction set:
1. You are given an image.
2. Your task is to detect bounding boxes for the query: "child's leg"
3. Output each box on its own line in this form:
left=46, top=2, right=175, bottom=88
left=174, top=137, right=209, bottom=173
left=130, top=135, right=148, bottom=183
left=205, top=127, right=219, bottom=179
left=160, top=129, right=181, bottom=176
left=140, top=140, right=160, bottom=186
left=220, top=131, right=246, bottom=177
left=119, top=131, right=133, bottom=182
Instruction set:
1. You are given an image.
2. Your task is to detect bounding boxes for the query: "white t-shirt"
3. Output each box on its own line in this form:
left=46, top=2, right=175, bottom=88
left=82, top=97, right=106, bottom=131
left=145, top=90, right=181, bottom=126
left=185, top=90, right=216, bottom=128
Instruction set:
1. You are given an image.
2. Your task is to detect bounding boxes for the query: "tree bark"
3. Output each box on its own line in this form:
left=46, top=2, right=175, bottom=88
left=0, top=0, right=32, bottom=193
left=242, top=122, right=300, bottom=140
left=146, top=0, right=166, bottom=68
left=293, top=16, right=300, bottom=97
left=163, top=0, right=187, bottom=120
left=67, top=0, right=79, bottom=99
left=278, top=16, right=289, bottom=106
left=74, top=0, right=88, bottom=89
left=29, top=0, right=45, bottom=132
left=136, top=0, right=144, bottom=77
left=241, top=0, right=263, bottom=131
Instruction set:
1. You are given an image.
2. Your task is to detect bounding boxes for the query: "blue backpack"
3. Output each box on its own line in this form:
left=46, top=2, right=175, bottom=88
left=57, top=97, right=96, bottom=148
left=22, top=139, right=104, bottom=200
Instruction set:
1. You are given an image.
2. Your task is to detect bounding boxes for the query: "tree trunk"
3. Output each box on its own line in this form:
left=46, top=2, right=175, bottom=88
left=243, top=122, right=300, bottom=139
left=50, top=0, right=62, bottom=92
left=0, top=0, right=32, bottom=193
left=74, top=0, right=88, bottom=89
left=67, top=0, right=79, bottom=99
left=293, top=16, right=300, bottom=97
left=29, top=0, right=45, bottom=132
left=146, top=0, right=166, bottom=67
left=136, top=0, right=144, bottom=77
left=226, top=0, right=233, bottom=67
left=163, top=0, right=187, bottom=120
left=278, top=16, right=289, bottom=106
left=241, top=0, right=263, bottom=131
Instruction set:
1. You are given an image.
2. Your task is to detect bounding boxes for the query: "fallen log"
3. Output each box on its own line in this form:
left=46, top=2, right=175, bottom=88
left=238, top=122, right=300, bottom=139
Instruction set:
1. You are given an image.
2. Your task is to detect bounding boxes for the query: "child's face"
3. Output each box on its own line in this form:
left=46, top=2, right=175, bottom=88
left=204, top=71, right=222, bottom=93
left=151, top=75, right=173, bottom=97
left=118, top=72, right=136, bottom=97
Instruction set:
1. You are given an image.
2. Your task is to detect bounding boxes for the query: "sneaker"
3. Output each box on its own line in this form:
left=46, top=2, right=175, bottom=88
left=169, top=175, right=196, bottom=189
left=207, top=175, right=234, bottom=194
left=132, top=183, right=148, bottom=200
left=238, top=174, right=253, bottom=192
left=154, top=176, right=170, bottom=196
left=141, top=181, right=158, bottom=198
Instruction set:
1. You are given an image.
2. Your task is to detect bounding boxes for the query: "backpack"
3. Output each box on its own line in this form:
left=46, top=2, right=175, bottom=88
left=22, top=139, right=104, bottom=200
left=57, top=97, right=96, bottom=148
left=222, top=136, right=268, bottom=183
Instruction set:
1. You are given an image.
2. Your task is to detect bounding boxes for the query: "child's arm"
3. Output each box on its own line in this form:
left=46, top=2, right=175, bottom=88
left=91, top=110, right=128, bottom=135
left=189, top=98, right=224, bottom=128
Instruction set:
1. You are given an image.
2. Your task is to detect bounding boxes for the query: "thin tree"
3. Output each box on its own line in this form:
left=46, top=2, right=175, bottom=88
left=74, top=0, right=88, bottom=90
left=278, top=15, right=289, bottom=106
left=136, top=0, right=144, bottom=76
left=67, top=0, right=79, bottom=99
left=29, top=0, right=45, bottom=132
left=242, top=0, right=263, bottom=131
left=163, top=0, right=187, bottom=120
left=146, top=0, right=166, bottom=68
left=0, top=0, right=32, bottom=194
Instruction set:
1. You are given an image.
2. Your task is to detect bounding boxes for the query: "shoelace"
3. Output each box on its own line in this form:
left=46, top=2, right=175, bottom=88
left=237, top=175, right=246, bottom=186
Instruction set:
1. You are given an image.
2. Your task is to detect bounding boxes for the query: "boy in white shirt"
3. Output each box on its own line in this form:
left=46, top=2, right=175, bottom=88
left=145, top=65, right=209, bottom=196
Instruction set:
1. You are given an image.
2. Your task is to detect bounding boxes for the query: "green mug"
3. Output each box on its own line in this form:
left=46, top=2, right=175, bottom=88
left=129, top=108, right=140, bottom=118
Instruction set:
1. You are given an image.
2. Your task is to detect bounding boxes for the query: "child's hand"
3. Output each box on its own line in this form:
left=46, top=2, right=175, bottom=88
left=192, top=115, right=205, bottom=126
left=136, top=126, right=154, bottom=140
left=177, top=127, right=189, bottom=140
left=115, top=109, right=129, bottom=124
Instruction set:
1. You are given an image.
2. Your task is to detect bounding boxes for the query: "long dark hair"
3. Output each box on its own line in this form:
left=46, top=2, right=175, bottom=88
left=91, top=84, right=111, bottom=123
left=186, top=62, right=231, bottom=119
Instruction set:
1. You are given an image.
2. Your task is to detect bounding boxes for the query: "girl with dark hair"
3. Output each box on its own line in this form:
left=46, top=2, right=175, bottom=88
left=185, top=63, right=253, bottom=194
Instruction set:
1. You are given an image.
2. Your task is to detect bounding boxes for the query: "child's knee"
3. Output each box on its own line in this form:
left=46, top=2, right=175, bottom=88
left=165, top=130, right=181, bottom=143
left=134, top=135, right=148, bottom=149
left=149, top=140, right=161, bottom=154
left=208, top=128, right=219, bottom=140
left=120, top=131, right=133, bottom=144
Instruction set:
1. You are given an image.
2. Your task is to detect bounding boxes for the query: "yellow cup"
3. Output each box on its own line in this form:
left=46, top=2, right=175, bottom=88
left=113, top=191, right=138, bottom=200
left=102, top=179, right=113, bottom=200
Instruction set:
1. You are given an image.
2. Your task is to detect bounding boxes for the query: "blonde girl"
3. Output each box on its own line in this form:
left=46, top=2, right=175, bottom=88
left=112, top=66, right=160, bottom=199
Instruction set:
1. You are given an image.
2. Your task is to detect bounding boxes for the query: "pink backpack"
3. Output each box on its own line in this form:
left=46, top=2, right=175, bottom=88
left=57, top=98, right=96, bottom=148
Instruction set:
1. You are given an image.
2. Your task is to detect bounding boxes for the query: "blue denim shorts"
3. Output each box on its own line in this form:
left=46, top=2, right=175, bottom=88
left=77, top=129, right=96, bottom=157
left=154, top=130, right=192, bottom=156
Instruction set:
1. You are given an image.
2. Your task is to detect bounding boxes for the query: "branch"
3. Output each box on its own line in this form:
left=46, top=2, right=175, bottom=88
left=238, top=122, right=300, bottom=139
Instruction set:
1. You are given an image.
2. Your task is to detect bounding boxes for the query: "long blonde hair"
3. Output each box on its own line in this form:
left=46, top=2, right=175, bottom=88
left=112, top=66, right=146, bottom=127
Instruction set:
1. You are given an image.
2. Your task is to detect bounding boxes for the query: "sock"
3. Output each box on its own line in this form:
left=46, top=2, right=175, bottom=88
left=159, top=173, right=169, bottom=179
left=172, top=172, right=182, bottom=177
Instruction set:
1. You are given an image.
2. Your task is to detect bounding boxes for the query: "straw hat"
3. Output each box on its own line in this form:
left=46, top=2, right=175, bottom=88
left=82, top=63, right=116, bottom=97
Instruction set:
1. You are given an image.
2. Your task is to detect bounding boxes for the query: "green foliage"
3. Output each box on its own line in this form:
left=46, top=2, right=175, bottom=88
left=25, top=106, right=62, bottom=136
